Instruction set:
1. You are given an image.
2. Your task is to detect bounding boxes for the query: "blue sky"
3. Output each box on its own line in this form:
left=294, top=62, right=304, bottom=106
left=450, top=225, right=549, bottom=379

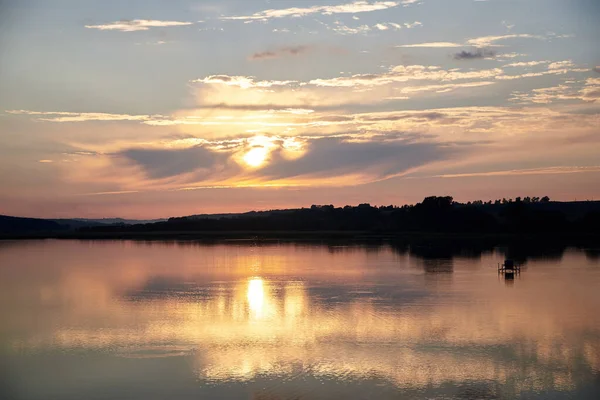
left=0, top=0, right=599, bottom=218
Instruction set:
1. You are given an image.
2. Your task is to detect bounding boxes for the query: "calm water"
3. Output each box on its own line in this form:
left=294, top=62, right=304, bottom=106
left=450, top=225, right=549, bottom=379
left=0, top=240, right=599, bottom=399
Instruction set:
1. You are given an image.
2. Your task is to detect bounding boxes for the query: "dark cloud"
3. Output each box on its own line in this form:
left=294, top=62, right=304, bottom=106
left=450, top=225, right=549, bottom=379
left=316, top=115, right=355, bottom=122
left=362, top=112, right=447, bottom=122
left=118, top=146, right=220, bottom=179
left=593, top=66, right=600, bottom=74
left=115, top=134, right=464, bottom=185
left=583, top=88, right=600, bottom=100
left=249, top=45, right=312, bottom=60
left=453, top=48, right=497, bottom=60
left=256, top=136, right=454, bottom=181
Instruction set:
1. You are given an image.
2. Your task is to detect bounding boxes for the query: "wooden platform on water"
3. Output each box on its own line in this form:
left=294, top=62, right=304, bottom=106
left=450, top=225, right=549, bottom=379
left=498, top=259, right=521, bottom=273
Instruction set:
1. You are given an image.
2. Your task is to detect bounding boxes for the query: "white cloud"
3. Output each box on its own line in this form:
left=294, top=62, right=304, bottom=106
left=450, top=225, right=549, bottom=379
left=581, top=77, right=600, bottom=103
left=332, top=21, right=419, bottom=35
left=496, top=71, right=562, bottom=81
left=220, top=1, right=401, bottom=21
left=332, top=24, right=373, bottom=35
left=191, top=75, right=298, bottom=89
left=398, top=42, right=462, bottom=48
left=190, top=60, right=588, bottom=95
left=309, top=65, right=503, bottom=87
left=400, top=33, right=544, bottom=49
left=85, top=19, right=193, bottom=32
left=497, top=60, right=589, bottom=80
left=510, top=84, right=580, bottom=104
left=404, top=21, right=422, bottom=29
left=397, top=81, right=496, bottom=94
left=6, top=110, right=168, bottom=123
left=548, top=60, right=576, bottom=70
left=503, top=61, right=550, bottom=68
left=510, top=77, right=599, bottom=104
left=466, top=34, right=543, bottom=47
left=497, top=53, right=528, bottom=59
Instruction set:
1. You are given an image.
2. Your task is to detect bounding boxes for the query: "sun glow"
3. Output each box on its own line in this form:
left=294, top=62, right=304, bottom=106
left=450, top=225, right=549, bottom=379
left=243, top=147, right=269, bottom=167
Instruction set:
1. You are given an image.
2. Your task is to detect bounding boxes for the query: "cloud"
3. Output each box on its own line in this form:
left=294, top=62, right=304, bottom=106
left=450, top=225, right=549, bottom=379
left=331, top=24, right=373, bottom=35
left=220, top=1, right=402, bottom=21
left=400, top=33, right=544, bottom=49
left=580, top=77, right=600, bottom=103
left=6, top=110, right=167, bottom=123
left=107, top=133, right=455, bottom=187
left=503, top=61, right=550, bottom=68
left=593, top=66, right=600, bottom=74
left=398, top=42, right=462, bottom=48
left=547, top=60, right=577, bottom=70
left=9, top=56, right=590, bottom=137
left=249, top=45, right=312, bottom=61
left=78, top=190, right=140, bottom=196
left=497, top=60, right=589, bottom=81
left=397, top=81, right=496, bottom=94
left=118, top=146, right=221, bottom=179
left=256, top=136, right=452, bottom=183
left=332, top=21, right=421, bottom=35
left=404, top=22, right=423, bottom=28
left=466, top=34, right=543, bottom=47
left=497, top=53, right=527, bottom=59
left=190, top=75, right=298, bottom=88
left=453, top=49, right=497, bottom=60
left=308, top=65, right=503, bottom=87
left=19, top=102, right=600, bottom=196
left=85, top=20, right=193, bottom=32
left=434, top=166, right=600, bottom=179
left=510, top=84, right=582, bottom=104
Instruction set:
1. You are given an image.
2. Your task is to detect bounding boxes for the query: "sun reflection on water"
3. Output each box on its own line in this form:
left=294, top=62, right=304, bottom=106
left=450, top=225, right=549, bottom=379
left=247, top=278, right=265, bottom=318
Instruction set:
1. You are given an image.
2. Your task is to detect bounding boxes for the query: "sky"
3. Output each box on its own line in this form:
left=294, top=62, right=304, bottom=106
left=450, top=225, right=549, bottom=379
left=0, top=0, right=599, bottom=219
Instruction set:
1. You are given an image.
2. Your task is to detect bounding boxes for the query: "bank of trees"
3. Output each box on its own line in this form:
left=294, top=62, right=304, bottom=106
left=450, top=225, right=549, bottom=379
left=82, top=196, right=600, bottom=234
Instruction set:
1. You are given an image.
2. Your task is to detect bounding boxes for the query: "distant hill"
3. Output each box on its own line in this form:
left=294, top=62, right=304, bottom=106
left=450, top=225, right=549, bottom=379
left=65, top=218, right=166, bottom=226
left=0, top=215, right=70, bottom=234
left=184, top=209, right=299, bottom=220
left=0, top=215, right=165, bottom=234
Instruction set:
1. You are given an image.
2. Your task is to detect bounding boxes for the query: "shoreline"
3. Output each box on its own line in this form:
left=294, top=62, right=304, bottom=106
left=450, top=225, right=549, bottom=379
left=2, top=230, right=599, bottom=244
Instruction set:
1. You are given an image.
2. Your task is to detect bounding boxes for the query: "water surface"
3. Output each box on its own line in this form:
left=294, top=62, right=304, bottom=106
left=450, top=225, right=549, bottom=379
left=1, top=240, right=599, bottom=399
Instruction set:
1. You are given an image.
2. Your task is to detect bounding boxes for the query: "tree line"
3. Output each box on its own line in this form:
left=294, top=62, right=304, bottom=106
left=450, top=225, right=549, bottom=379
left=81, top=196, right=600, bottom=234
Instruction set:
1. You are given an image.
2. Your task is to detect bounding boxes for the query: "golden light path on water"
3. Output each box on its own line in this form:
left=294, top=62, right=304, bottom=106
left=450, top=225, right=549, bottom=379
left=1, top=241, right=599, bottom=399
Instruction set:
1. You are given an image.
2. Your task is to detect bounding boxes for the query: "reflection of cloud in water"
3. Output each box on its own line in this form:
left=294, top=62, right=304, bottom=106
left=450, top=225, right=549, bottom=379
left=10, top=278, right=600, bottom=393
left=1, top=241, right=599, bottom=397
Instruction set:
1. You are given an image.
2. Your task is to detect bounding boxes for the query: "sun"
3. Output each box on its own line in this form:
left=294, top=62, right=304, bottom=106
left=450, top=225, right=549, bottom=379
left=243, top=147, right=268, bottom=168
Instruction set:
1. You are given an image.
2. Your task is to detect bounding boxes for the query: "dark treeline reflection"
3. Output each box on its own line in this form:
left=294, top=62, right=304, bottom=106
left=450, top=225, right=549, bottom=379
left=387, top=238, right=593, bottom=267
left=79, top=196, right=600, bottom=235
left=115, top=236, right=598, bottom=269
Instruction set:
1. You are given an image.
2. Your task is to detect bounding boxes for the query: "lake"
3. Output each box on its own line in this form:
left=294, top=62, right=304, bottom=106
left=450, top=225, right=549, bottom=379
left=0, top=240, right=599, bottom=399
